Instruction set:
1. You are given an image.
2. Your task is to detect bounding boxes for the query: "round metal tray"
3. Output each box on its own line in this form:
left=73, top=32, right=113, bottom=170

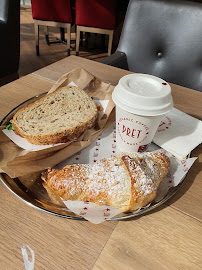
left=0, top=94, right=187, bottom=221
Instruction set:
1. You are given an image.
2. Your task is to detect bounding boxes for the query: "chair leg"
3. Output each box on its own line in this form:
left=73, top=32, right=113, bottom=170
left=80, top=31, right=84, bottom=47
left=60, top=27, right=65, bottom=42
left=34, top=21, right=39, bottom=56
left=108, top=30, right=114, bottom=56
left=76, top=26, right=80, bottom=56
left=66, top=24, right=71, bottom=56
left=44, top=26, right=49, bottom=45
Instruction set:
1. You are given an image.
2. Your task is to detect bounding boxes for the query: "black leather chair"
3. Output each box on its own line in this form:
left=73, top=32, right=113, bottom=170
left=101, top=0, right=202, bottom=92
left=0, top=0, right=20, bottom=86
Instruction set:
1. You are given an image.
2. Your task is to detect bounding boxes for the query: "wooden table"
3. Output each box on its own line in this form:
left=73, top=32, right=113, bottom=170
left=0, top=56, right=201, bottom=270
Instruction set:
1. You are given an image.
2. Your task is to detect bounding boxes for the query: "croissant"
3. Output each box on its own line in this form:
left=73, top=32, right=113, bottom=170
left=41, top=152, right=170, bottom=211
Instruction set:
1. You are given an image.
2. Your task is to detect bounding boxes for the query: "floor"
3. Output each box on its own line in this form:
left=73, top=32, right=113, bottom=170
left=19, top=5, right=109, bottom=78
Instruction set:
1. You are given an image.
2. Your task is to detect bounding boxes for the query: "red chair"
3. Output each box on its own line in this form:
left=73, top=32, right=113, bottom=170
left=75, top=0, right=116, bottom=56
left=31, top=0, right=73, bottom=56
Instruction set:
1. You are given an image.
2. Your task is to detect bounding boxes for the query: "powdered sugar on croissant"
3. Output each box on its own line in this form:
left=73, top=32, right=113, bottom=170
left=42, top=152, right=170, bottom=211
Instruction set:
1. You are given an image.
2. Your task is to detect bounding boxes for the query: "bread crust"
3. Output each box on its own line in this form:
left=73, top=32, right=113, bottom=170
left=10, top=86, right=98, bottom=145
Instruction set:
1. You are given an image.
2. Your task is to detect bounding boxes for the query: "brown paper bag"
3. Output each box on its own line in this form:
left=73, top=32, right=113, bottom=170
left=0, top=67, right=115, bottom=178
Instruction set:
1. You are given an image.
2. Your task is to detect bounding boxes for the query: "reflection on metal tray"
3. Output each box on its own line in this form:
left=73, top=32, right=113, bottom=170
left=0, top=94, right=187, bottom=221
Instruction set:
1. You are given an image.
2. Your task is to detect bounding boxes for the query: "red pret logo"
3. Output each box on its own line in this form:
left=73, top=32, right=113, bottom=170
left=122, top=125, right=142, bottom=138
left=117, top=117, right=149, bottom=146
left=157, top=116, right=172, bottom=132
left=138, top=144, right=150, bottom=151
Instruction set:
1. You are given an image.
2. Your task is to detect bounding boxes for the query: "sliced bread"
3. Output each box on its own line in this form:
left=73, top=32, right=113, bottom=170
left=11, top=85, right=98, bottom=145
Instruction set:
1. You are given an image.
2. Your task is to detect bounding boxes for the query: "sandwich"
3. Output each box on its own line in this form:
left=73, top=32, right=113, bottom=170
left=10, top=85, right=98, bottom=145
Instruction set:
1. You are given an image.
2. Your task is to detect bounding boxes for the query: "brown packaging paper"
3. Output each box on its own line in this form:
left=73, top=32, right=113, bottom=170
left=0, top=67, right=115, bottom=178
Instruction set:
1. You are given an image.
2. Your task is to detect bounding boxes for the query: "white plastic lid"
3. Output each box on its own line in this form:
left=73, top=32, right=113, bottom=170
left=112, top=74, right=173, bottom=116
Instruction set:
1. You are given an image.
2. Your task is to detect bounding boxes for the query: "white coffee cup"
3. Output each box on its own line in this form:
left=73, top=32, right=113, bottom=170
left=112, top=73, right=173, bottom=152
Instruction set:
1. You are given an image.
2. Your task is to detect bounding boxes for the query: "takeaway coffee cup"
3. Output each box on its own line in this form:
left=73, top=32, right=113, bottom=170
left=112, top=74, right=173, bottom=152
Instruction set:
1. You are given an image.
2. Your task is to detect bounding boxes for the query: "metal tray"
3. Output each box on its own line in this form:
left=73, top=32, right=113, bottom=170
left=0, top=94, right=187, bottom=221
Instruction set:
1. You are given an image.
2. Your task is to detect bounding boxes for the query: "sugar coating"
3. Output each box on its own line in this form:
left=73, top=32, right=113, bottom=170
left=87, top=155, right=130, bottom=204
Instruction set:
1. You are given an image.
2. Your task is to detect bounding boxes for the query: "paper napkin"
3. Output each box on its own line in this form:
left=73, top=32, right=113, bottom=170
left=62, top=200, right=123, bottom=224
left=153, top=108, right=202, bottom=159
left=2, top=129, right=63, bottom=151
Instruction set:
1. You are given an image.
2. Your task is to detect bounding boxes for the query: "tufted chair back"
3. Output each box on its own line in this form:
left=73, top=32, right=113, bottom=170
left=102, top=0, right=202, bottom=92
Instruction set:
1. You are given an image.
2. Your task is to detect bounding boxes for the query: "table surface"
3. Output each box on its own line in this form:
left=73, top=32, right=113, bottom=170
left=0, top=56, right=201, bottom=270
